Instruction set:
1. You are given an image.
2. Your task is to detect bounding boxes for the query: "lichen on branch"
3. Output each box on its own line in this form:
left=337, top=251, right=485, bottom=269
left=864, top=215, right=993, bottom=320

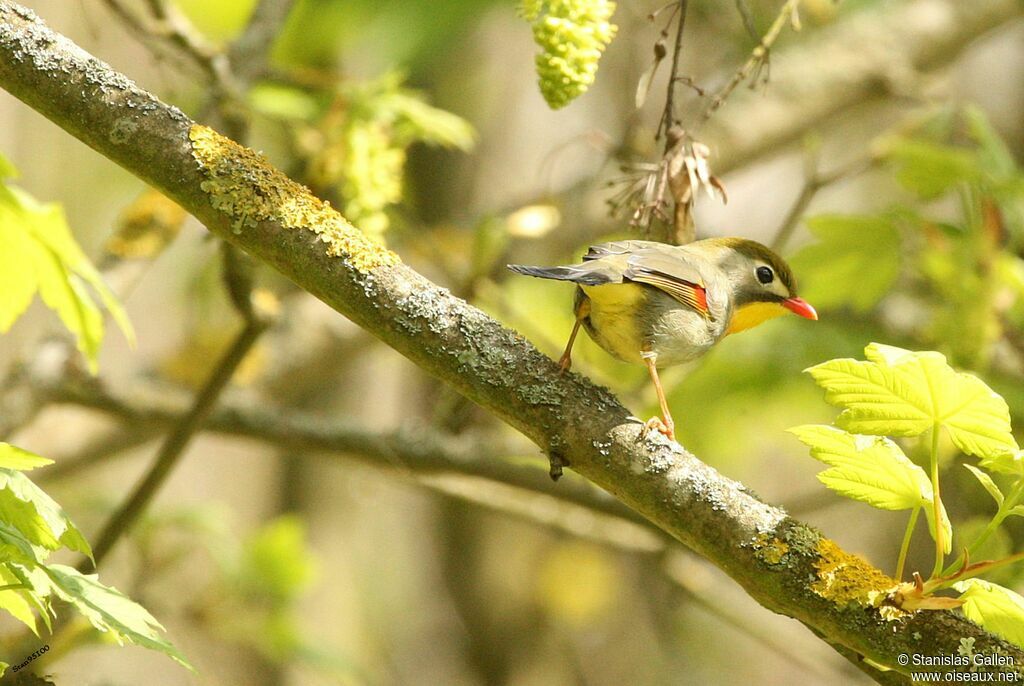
left=188, top=124, right=398, bottom=273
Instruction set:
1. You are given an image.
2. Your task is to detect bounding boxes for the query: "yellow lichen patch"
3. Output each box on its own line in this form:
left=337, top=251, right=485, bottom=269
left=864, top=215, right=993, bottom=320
left=105, top=189, right=186, bottom=259
left=752, top=533, right=791, bottom=565
left=812, top=538, right=903, bottom=614
left=187, top=125, right=399, bottom=273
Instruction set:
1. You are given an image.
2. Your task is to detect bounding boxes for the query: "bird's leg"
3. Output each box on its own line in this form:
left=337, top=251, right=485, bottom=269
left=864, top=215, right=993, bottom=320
left=641, top=352, right=675, bottom=440
left=558, top=320, right=582, bottom=373
left=558, top=297, right=590, bottom=373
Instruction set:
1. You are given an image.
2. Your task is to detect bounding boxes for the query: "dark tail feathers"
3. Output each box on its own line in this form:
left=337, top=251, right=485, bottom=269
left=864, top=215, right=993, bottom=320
left=507, top=263, right=614, bottom=286
left=507, top=264, right=577, bottom=281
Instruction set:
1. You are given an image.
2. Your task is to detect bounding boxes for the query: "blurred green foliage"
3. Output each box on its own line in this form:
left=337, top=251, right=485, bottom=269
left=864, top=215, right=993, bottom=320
left=251, top=72, right=474, bottom=238
left=0, top=154, right=133, bottom=372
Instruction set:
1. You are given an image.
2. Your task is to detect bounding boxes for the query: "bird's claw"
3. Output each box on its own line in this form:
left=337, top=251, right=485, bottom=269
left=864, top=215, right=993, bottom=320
left=641, top=416, right=675, bottom=441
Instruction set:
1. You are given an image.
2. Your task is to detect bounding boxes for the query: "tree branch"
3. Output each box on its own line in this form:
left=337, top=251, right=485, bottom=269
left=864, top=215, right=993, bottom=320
left=44, top=372, right=647, bottom=531
left=228, top=0, right=296, bottom=83
left=80, top=315, right=271, bottom=570
left=705, top=0, right=1022, bottom=174
left=1, top=4, right=1021, bottom=679
left=699, top=0, right=800, bottom=124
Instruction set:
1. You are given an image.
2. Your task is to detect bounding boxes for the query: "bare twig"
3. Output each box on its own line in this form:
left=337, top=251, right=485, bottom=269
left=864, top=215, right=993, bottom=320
left=228, top=0, right=297, bottom=83
left=80, top=315, right=271, bottom=570
left=37, top=424, right=160, bottom=484
left=701, top=0, right=801, bottom=124
left=770, top=154, right=875, bottom=252
left=655, top=0, right=690, bottom=142
left=46, top=374, right=644, bottom=528
left=705, top=0, right=1021, bottom=174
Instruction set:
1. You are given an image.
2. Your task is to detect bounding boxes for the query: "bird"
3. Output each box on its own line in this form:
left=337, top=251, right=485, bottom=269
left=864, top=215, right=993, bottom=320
left=508, top=237, right=817, bottom=440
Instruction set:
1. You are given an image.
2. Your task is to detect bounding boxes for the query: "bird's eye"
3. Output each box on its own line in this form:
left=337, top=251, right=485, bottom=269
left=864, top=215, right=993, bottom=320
left=756, top=266, right=774, bottom=284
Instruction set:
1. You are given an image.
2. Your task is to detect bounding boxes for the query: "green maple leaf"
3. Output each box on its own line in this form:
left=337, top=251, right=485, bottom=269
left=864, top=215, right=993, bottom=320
left=0, top=153, right=133, bottom=372
left=806, top=343, right=1018, bottom=466
left=0, top=443, right=52, bottom=471
left=954, top=579, right=1024, bottom=650
left=0, top=468, right=91, bottom=557
left=789, top=425, right=950, bottom=552
left=43, top=564, right=192, bottom=670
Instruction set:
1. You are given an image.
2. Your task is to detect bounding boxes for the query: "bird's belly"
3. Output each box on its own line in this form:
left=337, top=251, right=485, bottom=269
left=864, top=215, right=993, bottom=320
left=646, top=310, right=718, bottom=366
left=580, top=282, right=645, bottom=363
left=581, top=284, right=722, bottom=366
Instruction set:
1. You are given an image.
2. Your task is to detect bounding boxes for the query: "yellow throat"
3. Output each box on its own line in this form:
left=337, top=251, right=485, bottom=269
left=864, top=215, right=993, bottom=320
left=726, top=301, right=788, bottom=335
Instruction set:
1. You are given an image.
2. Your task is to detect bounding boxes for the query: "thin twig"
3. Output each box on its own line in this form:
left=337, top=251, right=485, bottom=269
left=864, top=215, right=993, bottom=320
left=79, top=317, right=270, bottom=571
left=228, top=0, right=298, bottom=83
left=770, top=155, right=875, bottom=251
left=656, top=0, right=689, bottom=143
left=38, top=425, right=160, bottom=484
left=100, top=0, right=243, bottom=134
left=734, top=0, right=760, bottom=43
left=701, top=0, right=801, bottom=124
left=46, top=374, right=644, bottom=528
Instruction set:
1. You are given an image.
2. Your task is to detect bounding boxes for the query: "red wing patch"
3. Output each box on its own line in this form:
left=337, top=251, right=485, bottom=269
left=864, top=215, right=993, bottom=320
left=693, top=285, right=708, bottom=313
left=628, top=272, right=712, bottom=320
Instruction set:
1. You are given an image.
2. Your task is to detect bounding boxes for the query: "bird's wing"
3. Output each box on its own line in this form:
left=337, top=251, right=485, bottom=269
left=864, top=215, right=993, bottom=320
left=583, top=240, right=664, bottom=261
left=622, top=249, right=711, bottom=318
left=511, top=244, right=713, bottom=318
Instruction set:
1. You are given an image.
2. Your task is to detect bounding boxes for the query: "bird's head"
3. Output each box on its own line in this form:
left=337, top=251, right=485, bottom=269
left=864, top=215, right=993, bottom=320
left=703, top=237, right=817, bottom=334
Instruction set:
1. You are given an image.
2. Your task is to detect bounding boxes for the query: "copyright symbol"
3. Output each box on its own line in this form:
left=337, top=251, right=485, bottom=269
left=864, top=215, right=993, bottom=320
left=897, top=654, right=909, bottom=666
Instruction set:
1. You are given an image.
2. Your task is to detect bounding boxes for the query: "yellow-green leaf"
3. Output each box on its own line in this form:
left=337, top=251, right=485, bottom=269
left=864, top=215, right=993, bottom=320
left=43, top=564, right=192, bottom=671
left=0, top=563, right=37, bottom=634
left=806, top=343, right=1017, bottom=460
left=0, top=444, right=52, bottom=471
left=0, top=164, right=134, bottom=372
left=0, top=151, right=18, bottom=179
left=981, top=449, right=1024, bottom=478
left=789, top=425, right=928, bottom=510
left=954, top=579, right=1024, bottom=649
left=0, top=469, right=91, bottom=557
left=921, top=493, right=954, bottom=556
left=790, top=425, right=951, bottom=552
left=963, top=464, right=1004, bottom=508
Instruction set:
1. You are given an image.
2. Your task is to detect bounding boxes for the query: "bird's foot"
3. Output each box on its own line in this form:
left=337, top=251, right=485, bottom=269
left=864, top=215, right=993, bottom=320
left=557, top=354, right=572, bottom=374
left=642, top=416, right=675, bottom=441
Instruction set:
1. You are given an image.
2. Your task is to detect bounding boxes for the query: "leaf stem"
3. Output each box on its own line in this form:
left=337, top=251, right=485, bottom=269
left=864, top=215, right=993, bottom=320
left=942, top=478, right=1024, bottom=577
left=895, top=506, right=920, bottom=581
left=926, top=550, right=1024, bottom=594
left=930, top=425, right=945, bottom=578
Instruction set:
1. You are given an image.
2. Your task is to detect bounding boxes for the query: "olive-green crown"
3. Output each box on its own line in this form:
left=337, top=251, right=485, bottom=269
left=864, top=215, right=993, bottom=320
left=708, top=237, right=798, bottom=294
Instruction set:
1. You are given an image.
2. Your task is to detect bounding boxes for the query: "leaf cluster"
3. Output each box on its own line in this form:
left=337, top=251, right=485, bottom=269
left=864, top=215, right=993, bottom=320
left=794, top=343, right=1024, bottom=648
left=791, top=106, right=1024, bottom=369
left=250, top=72, right=475, bottom=238
left=0, top=444, right=189, bottom=676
